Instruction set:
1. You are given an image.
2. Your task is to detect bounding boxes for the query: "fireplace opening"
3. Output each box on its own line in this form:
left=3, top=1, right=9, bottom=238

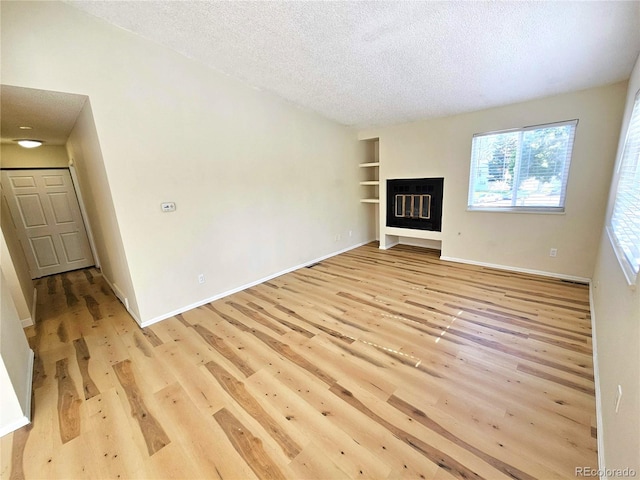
left=395, top=194, right=431, bottom=219
left=387, top=178, right=443, bottom=231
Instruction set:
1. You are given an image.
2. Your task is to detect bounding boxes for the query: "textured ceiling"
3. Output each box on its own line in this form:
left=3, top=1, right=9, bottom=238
left=1, top=85, right=87, bottom=145
left=65, top=1, right=640, bottom=127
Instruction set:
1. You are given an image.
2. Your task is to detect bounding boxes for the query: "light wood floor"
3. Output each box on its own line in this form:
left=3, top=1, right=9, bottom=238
left=1, top=243, right=597, bottom=480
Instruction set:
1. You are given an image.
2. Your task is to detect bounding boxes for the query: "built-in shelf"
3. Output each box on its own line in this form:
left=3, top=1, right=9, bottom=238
left=359, top=140, right=380, bottom=205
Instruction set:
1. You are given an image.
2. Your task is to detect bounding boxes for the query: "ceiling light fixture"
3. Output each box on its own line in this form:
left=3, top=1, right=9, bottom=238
left=16, top=139, right=44, bottom=149
left=18, top=126, right=33, bottom=130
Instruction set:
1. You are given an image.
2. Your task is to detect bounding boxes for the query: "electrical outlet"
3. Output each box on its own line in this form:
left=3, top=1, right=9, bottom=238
left=549, top=248, right=557, bottom=257
left=615, top=385, right=622, bottom=413
left=349, top=230, right=353, bottom=237
left=198, top=274, right=205, bottom=284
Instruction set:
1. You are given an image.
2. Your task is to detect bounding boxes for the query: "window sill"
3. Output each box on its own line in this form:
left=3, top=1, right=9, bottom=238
left=466, top=206, right=566, bottom=215
left=606, top=226, right=639, bottom=289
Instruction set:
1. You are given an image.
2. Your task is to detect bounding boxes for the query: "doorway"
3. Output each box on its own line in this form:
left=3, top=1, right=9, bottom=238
left=1, top=168, right=95, bottom=278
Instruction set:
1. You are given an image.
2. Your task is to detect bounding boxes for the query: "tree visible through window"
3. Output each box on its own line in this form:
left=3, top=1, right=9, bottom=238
left=468, top=120, right=578, bottom=211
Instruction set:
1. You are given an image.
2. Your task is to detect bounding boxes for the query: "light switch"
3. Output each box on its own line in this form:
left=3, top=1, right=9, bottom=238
left=161, top=202, right=176, bottom=212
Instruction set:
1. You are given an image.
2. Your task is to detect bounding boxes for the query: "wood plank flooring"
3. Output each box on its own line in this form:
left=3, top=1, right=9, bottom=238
left=0, top=243, right=598, bottom=479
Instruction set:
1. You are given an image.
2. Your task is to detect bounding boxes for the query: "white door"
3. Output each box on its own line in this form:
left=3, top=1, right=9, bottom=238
left=1, top=169, right=94, bottom=278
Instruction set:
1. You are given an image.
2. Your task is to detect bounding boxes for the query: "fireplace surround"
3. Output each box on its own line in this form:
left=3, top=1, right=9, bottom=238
left=386, top=178, right=443, bottom=232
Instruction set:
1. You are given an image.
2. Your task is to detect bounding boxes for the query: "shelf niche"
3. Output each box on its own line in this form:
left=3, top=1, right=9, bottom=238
left=359, top=139, right=379, bottom=203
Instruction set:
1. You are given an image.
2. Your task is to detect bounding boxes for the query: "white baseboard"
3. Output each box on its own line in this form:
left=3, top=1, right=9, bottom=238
left=24, top=287, right=38, bottom=328
left=589, top=284, right=607, bottom=478
left=20, top=317, right=33, bottom=328
left=102, top=275, right=142, bottom=326
left=111, top=281, right=127, bottom=306
left=439, top=255, right=591, bottom=284
left=0, top=415, right=30, bottom=438
left=140, top=241, right=370, bottom=328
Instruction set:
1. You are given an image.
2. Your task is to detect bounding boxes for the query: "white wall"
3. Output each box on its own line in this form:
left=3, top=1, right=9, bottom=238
left=591, top=54, right=640, bottom=474
left=1, top=1, right=369, bottom=324
left=360, top=83, right=627, bottom=279
left=0, top=270, right=33, bottom=437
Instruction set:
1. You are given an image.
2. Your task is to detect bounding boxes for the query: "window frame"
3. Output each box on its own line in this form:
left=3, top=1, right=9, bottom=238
left=606, top=89, right=640, bottom=287
left=467, top=119, right=579, bottom=213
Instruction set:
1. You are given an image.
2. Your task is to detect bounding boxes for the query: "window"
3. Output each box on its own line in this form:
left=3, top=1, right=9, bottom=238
left=468, top=120, right=578, bottom=212
left=607, top=90, right=640, bottom=285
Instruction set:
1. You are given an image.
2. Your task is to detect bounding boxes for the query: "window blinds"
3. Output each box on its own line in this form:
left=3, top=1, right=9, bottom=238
left=608, top=91, right=640, bottom=283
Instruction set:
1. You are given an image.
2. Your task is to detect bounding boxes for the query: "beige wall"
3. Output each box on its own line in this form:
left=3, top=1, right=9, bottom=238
left=1, top=1, right=369, bottom=324
left=1, top=144, right=69, bottom=168
left=0, top=270, right=33, bottom=436
left=360, top=83, right=627, bottom=279
left=591, top=54, right=640, bottom=473
left=1, top=0, right=637, bottom=468
left=66, top=101, right=141, bottom=320
left=0, top=192, right=33, bottom=322
left=0, top=230, right=31, bottom=323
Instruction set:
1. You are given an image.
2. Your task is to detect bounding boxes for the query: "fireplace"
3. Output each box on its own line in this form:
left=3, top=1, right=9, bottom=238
left=386, top=178, right=443, bottom=231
